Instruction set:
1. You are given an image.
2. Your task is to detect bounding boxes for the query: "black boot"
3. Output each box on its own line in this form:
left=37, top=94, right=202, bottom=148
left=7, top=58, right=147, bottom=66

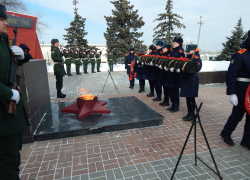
left=84, top=70, right=89, bottom=74
left=142, top=86, right=145, bottom=92
left=97, top=69, right=101, bottom=72
left=130, top=85, right=134, bottom=89
left=220, top=132, right=235, bottom=146
left=183, top=114, right=194, bottom=121
left=67, top=73, right=72, bottom=76
left=77, top=72, right=81, bottom=75
left=92, top=70, right=96, bottom=73
left=159, top=101, right=170, bottom=106
left=240, top=140, right=250, bottom=150
left=138, top=85, right=142, bottom=93
left=57, top=89, right=66, bottom=98
left=147, top=93, right=154, bottom=97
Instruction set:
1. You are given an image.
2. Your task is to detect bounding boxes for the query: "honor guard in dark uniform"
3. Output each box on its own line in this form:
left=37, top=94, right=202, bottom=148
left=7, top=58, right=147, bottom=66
left=63, top=49, right=73, bottom=76
left=167, top=37, right=185, bottom=113
left=89, top=51, right=96, bottom=73
left=80, top=50, right=89, bottom=74
left=95, top=51, right=101, bottom=72
left=19, top=44, right=34, bottom=59
left=0, top=4, right=31, bottom=179
left=125, top=47, right=138, bottom=89
left=181, top=44, right=202, bottom=121
left=152, top=40, right=164, bottom=101
left=107, top=51, right=115, bottom=71
left=135, top=49, right=146, bottom=93
left=73, top=50, right=82, bottom=75
left=146, top=45, right=157, bottom=97
left=220, top=31, right=250, bottom=150
left=51, top=39, right=67, bottom=98
left=159, top=43, right=171, bottom=106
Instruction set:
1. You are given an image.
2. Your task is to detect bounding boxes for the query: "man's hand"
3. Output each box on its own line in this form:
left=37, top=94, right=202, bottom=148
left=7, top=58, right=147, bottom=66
left=9, top=46, right=24, bottom=60
left=176, top=69, right=180, bottom=73
left=230, top=94, right=238, bottom=106
left=11, top=89, right=20, bottom=104
left=170, top=67, right=174, bottom=72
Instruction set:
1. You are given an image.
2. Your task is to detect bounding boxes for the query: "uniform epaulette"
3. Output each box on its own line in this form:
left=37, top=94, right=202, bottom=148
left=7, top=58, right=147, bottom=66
left=126, top=54, right=129, bottom=56
left=238, top=48, right=247, bottom=54
left=160, top=51, right=163, bottom=54
left=194, top=55, right=199, bottom=59
left=179, top=50, right=183, bottom=53
left=134, top=54, right=137, bottom=56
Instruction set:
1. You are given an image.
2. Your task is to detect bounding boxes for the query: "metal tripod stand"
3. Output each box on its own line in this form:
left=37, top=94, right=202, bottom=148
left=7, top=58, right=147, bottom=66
left=170, top=102, right=223, bottom=180
left=102, top=69, right=119, bottom=93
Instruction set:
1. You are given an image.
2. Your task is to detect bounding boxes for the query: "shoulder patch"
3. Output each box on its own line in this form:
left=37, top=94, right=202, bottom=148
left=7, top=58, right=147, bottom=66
left=160, top=51, right=163, bottom=54
left=134, top=54, right=137, bottom=56
left=126, top=54, right=129, bottom=56
left=194, top=55, right=198, bottom=59
left=238, top=48, right=247, bottom=54
left=179, top=50, right=183, bottom=53
left=230, top=59, right=235, bottom=64
left=52, top=51, right=55, bottom=54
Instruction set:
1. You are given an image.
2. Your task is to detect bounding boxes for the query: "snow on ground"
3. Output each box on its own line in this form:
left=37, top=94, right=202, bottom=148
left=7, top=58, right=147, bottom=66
left=46, top=61, right=230, bottom=73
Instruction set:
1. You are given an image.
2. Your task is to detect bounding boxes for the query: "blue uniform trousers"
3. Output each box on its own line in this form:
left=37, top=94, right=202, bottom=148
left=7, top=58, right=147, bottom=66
left=222, top=105, right=250, bottom=143
left=154, top=80, right=162, bottom=99
left=149, top=80, right=155, bottom=95
left=169, top=87, right=180, bottom=110
left=128, top=75, right=135, bottom=86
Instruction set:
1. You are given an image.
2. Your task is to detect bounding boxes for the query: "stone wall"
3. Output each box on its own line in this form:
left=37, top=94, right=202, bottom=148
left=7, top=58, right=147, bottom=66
left=198, top=71, right=227, bottom=84
left=18, top=60, right=51, bottom=143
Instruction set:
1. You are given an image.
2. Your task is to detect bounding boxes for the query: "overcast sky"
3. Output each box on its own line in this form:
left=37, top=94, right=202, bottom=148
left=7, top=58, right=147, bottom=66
left=23, top=0, right=250, bottom=52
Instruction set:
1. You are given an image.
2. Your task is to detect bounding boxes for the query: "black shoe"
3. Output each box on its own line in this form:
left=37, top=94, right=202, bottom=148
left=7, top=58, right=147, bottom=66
left=77, top=73, right=81, bottom=75
left=220, top=132, right=235, bottom=146
left=183, top=115, right=194, bottom=121
left=170, top=108, right=179, bottom=113
left=240, top=140, right=250, bottom=150
left=92, top=71, right=96, bottom=73
left=153, top=98, right=161, bottom=101
left=57, top=93, right=66, bottom=98
left=84, top=72, right=89, bottom=74
left=130, top=86, right=134, bottom=89
left=147, top=93, right=154, bottom=97
left=167, top=107, right=173, bottom=111
left=182, top=114, right=189, bottom=119
left=97, top=70, right=101, bottom=72
left=138, top=89, right=142, bottom=93
left=67, top=74, right=73, bottom=76
left=159, top=101, right=170, bottom=106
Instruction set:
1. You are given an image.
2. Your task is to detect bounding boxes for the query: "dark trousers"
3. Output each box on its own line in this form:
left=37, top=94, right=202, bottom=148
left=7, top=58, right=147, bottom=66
left=56, top=75, right=63, bottom=90
left=0, top=131, right=23, bottom=180
left=66, top=64, right=71, bottom=74
left=169, top=87, right=180, bottom=110
left=154, top=80, right=162, bottom=99
left=83, top=63, right=88, bottom=72
left=163, top=86, right=170, bottom=103
left=128, top=75, right=134, bottom=86
left=222, top=105, right=250, bottom=143
left=91, top=63, right=95, bottom=71
left=75, top=64, right=80, bottom=74
left=186, top=97, right=196, bottom=116
left=139, top=79, right=145, bottom=87
left=109, top=64, right=113, bottom=71
left=148, top=80, right=154, bottom=95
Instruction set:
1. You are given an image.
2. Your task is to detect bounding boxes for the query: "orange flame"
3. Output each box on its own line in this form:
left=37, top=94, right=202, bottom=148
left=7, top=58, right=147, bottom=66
left=79, top=88, right=95, bottom=100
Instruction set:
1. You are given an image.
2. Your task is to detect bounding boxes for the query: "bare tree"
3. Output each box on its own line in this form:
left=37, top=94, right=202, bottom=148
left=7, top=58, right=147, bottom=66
left=1, top=0, right=50, bottom=39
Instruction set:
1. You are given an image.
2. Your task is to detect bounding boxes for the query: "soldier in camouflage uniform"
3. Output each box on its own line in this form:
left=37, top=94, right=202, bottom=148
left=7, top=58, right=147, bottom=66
left=63, top=49, right=73, bottom=76
left=95, top=51, right=101, bottom=72
left=51, top=39, right=67, bottom=98
left=80, top=50, right=89, bottom=74
left=89, top=51, right=96, bottom=73
left=73, top=50, right=82, bottom=75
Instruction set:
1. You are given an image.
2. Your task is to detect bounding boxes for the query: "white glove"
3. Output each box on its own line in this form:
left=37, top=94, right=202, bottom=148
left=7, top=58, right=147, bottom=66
left=170, top=67, right=174, bottom=72
left=230, top=94, right=238, bottom=106
left=11, top=89, right=20, bottom=104
left=176, top=69, right=180, bottom=73
left=164, top=67, right=168, bottom=71
left=9, top=46, right=25, bottom=60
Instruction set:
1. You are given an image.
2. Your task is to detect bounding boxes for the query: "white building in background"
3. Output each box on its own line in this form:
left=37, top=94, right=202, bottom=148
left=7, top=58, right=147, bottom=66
left=40, top=44, right=108, bottom=62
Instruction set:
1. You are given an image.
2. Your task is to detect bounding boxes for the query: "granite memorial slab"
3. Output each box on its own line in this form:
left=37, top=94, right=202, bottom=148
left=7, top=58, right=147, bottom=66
left=34, top=96, right=164, bottom=141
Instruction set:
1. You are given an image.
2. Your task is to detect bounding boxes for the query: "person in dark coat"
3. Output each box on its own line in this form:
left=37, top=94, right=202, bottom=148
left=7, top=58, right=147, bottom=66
left=167, top=37, right=185, bottom=113
left=180, top=44, right=202, bottom=121
left=220, top=31, right=250, bottom=150
left=135, top=49, right=146, bottom=93
left=19, top=43, right=34, bottom=59
left=146, top=44, right=156, bottom=97
left=125, top=47, right=137, bottom=89
left=159, top=43, right=172, bottom=106
left=152, top=40, right=164, bottom=101
left=0, top=4, right=31, bottom=179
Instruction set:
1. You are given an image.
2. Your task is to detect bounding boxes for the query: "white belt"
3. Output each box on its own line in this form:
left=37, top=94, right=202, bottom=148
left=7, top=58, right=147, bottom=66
left=127, top=64, right=131, bottom=65
left=82, top=58, right=88, bottom=60
left=75, top=58, right=81, bottom=60
left=237, top=77, right=250, bottom=82
left=65, top=58, right=71, bottom=59
left=54, top=62, right=63, bottom=64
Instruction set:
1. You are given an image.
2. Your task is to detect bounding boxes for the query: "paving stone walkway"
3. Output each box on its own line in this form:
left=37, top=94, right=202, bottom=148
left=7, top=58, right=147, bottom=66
left=19, top=71, right=250, bottom=180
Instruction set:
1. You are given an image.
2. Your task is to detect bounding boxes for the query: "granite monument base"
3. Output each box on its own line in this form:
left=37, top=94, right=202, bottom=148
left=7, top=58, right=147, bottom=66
left=34, top=96, right=164, bottom=141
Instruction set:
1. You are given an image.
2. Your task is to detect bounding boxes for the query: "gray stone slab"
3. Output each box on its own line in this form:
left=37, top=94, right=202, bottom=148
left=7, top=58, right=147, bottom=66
left=123, top=170, right=139, bottom=178
left=150, top=160, right=165, bottom=167
left=153, top=165, right=168, bottom=172
left=113, top=168, right=124, bottom=179
left=156, top=170, right=168, bottom=180
left=105, top=169, right=116, bottom=180
left=175, top=171, right=192, bottom=179
left=163, top=159, right=175, bottom=169
left=81, top=174, right=89, bottom=180
left=194, top=174, right=212, bottom=180
left=72, top=176, right=81, bottom=180
left=136, top=164, right=147, bottom=175
left=143, top=163, right=154, bottom=173
left=141, top=172, right=158, bottom=180
left=89, top=171, right=106, bottom=179
left=133, top=176, right=143, bottom=180
left=228, top=172, right=246, bottom=180
left=121, top=165, right=137, bottom=173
